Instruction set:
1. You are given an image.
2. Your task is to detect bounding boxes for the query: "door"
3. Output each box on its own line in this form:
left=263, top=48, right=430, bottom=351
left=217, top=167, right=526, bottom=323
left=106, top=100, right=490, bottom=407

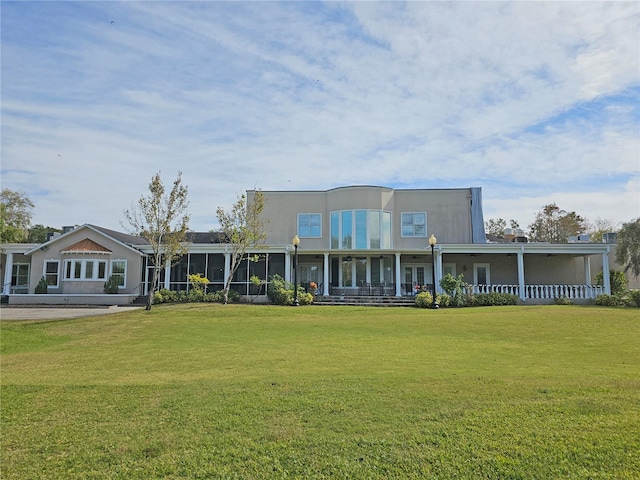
left=403, top=265, right=426, bottom=295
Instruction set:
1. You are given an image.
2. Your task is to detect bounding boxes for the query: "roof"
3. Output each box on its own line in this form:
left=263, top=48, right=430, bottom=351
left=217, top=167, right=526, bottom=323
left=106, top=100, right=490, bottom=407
left=90, top=225, right=150, bottom=246
left=61, top=238, right=112, bottom=254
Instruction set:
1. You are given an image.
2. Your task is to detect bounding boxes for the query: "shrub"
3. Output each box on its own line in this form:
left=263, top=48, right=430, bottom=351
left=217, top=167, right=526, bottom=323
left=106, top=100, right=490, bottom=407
left=266, top=274, right=311, bottom=306
left=415, top=291, right=433, bottom=308
left=629, top=290, right=640, bottom=308
left=34, top=276, right=48, bottom=294
left=595, top=294, right=625, bottom=307
left=467, top=292, right=518, bottom=307
left=415, top=292, right=449, bottom=308
left=188, top=273, right=210, bottom=293
left=554, top=296, right=573, bottom=305
left=595, top=270, right=628, bottom=296
left=440, top=273, right=467, bottom=307
left=103, top=276, right=120, bottom=294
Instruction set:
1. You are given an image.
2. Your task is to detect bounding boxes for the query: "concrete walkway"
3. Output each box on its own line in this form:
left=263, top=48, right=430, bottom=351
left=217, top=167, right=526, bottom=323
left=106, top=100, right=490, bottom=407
left=0, top=305, right=144, bottom=321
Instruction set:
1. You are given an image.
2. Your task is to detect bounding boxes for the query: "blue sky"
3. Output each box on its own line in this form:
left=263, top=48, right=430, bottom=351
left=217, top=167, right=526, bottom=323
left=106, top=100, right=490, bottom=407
left=2, top=1, right=639, bottom=233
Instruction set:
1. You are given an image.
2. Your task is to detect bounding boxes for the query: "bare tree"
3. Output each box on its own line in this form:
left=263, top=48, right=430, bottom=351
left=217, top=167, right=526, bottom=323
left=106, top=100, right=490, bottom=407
left=123, top=172, right=189, bottom=310
left=216, top=190, right=266, bottom=304
left=586, top=217, right=620, bottom=243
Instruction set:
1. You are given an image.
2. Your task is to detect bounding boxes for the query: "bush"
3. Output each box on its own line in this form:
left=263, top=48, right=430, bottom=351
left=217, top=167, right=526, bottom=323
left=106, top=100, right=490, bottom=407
left=103, top=276, right=120, bottom=294
left=595, top=294, right=625, bottom=307
left=34, top=276, right=48, bottom=294
left=267, top=274, right=312, bottom=306
left=440, top=273, right=467, bottom=307
left=467, top=292, right=518, bottom=307
left=415, top=292, right=449, bottom=308
left=595, top=270, right=628, bottom=296
left=629, top=290, right=640, bottom=308
left=415, top=291, right=433, bottom=308
left=554, top=296, right=573, bottom=305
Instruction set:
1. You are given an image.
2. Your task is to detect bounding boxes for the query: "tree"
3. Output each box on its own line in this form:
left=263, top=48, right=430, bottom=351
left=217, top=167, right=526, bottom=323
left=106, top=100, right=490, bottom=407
left=1, top=189, right=34, bottom=243
left=123, top=172, right=189, bottom=310
left=28, top=225, right=62, bottom=243
left=615, top=218, right=640, bottom=279
left=216, top=191, right=267, bottom=304
left=586, top=217, right=620, bottom=243
left=485, top=218, right=520, bottom=237
left=528, top=203, right=586, bottom=243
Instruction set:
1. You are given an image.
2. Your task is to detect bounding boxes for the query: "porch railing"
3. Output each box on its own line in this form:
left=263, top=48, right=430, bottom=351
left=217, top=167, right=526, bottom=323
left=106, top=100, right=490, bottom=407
left=470, top=284, right=605, bottom=300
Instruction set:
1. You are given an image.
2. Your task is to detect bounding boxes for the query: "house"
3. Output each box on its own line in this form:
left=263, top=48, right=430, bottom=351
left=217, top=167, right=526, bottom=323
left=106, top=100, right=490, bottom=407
left=0, top=186, right=620, bottom=306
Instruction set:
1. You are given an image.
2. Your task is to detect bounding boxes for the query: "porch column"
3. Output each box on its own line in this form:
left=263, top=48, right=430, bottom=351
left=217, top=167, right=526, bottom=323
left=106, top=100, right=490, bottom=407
left=224, top=252, right=231, bottom=287
left=517, top=250, right=526, bottom=301
left=395, top=253, right=402, bottom=297
left=284, top=250, right=291, bottom=283
left=602, top=250, right=611, bottom=295
left=584, top=256, right=592, bottom=286
left=164, top=260, right=171, bottom=289
left=143, top=258, right=149, bottom=295
left=3, top=252, right=13, bottom=295
left=435, top=249, right=443, bottom=294
left=323, top=253, right=329, bottom=296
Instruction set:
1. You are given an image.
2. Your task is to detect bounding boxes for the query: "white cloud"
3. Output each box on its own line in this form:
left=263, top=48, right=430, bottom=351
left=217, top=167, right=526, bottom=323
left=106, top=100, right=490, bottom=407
left=1, top=1, right=638, bottom=232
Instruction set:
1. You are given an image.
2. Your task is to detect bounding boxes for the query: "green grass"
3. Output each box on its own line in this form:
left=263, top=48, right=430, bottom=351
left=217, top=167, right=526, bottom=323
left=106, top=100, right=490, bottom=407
left=1, top=304, right=638, bottom=479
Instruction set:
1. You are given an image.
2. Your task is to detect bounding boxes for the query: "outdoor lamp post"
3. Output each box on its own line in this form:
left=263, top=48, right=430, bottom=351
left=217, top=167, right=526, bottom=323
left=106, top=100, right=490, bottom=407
left=292, top=235, right=300, bottom=306
left=429, top=234, right=439, bottom=309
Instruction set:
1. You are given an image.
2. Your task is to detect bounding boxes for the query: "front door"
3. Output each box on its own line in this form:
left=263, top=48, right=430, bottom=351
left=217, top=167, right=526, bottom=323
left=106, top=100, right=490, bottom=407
left=299, top=263, right=322, bottom=290
left=403, top=265, right=425, bottom=295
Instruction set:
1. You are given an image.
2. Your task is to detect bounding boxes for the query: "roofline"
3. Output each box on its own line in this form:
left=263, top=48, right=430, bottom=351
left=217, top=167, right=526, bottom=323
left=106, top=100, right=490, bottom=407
left=24, top=224, right=143, bottom=256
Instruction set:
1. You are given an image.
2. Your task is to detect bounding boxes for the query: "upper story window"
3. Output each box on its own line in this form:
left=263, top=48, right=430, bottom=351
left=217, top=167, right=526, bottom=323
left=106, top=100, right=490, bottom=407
left=401, top=212, right=427, bottom=237
left=297, top=213, right=322, bottom=238
left=331, top=210, right=391, bottom=249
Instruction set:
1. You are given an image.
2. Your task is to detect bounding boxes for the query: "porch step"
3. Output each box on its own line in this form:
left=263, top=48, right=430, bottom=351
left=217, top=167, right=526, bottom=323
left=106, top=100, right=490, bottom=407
left=313, top=295, right=416, bottom=307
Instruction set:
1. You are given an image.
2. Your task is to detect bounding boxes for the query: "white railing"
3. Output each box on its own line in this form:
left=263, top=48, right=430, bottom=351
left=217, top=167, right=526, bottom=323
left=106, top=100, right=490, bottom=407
left=470, top=284, right=605, bottom=300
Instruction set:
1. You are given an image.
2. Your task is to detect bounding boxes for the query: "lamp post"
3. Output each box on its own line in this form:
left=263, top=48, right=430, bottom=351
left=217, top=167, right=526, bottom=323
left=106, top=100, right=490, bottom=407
left=429, top=234, right=439, bottom=309
left=292, top=235, right=300, bottom=306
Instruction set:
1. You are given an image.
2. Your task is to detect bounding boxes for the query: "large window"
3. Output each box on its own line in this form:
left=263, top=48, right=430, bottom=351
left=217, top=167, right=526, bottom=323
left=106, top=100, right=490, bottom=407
left=110, top=260, right=127, bottom=288
left=401, top=212, right=427, bottom=237
left=63, top=259, right=108, bottom=281
left=11, top=263, right=29, bottom=287
left=330, top=210, right=392, bottom=249
left=298, top=213, right=322, bottom=238
left=44, top=261, right=60, bottom=287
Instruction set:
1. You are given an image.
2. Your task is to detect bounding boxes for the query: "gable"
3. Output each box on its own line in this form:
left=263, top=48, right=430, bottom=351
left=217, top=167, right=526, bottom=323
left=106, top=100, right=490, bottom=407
left=60, top=238, right=112, bottom=255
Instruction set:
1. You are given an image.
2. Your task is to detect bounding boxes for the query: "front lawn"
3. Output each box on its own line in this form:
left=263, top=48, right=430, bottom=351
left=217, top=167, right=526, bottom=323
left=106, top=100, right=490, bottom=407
left=1, top=305, right=638, bottom=479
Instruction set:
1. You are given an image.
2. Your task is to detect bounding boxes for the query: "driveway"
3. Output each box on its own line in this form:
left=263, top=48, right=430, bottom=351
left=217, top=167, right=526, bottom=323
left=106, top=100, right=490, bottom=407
left=0, top=305, right=144, bottom=321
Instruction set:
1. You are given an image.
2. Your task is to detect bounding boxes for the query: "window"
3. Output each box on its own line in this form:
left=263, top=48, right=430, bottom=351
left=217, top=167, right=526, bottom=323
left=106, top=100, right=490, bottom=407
left=11, top=263, right=29, bottom=287
left=401, top=212, right=427, bottom=237
left=298, top=213, right=322, bottom=238
left=443, top=263, right=457, bottom=277
left=44, top=261, right=60, bottom=287
left=474, top=264, right=490, bottom=285
left=330, top=210, right=392, bottom=250
left=63, top=259, right=108, bottom=280
left=110, top=260, right=127, bottom=288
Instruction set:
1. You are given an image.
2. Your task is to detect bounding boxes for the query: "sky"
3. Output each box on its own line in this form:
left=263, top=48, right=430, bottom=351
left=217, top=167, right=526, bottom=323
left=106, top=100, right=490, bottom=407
left=2, top=1, right=639, bottom=234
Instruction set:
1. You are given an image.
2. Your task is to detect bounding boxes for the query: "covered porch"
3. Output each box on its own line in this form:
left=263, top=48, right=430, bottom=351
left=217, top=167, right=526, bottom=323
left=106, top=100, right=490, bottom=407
left=289, top=243, right=612, bottom=302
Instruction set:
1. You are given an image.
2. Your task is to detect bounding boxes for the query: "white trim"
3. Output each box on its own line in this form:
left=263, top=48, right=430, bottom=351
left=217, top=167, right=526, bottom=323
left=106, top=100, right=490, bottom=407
left=474, top=263, right=491, bottom=285
left=63, top=259, right=108, bottom=281
left=43, top=259, right=61, bottom=288
left=400, top=212, right=427, bottom=238
left=297, top=212, right=323, bottom=238
left=110, top=259, right=127, bottom=289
